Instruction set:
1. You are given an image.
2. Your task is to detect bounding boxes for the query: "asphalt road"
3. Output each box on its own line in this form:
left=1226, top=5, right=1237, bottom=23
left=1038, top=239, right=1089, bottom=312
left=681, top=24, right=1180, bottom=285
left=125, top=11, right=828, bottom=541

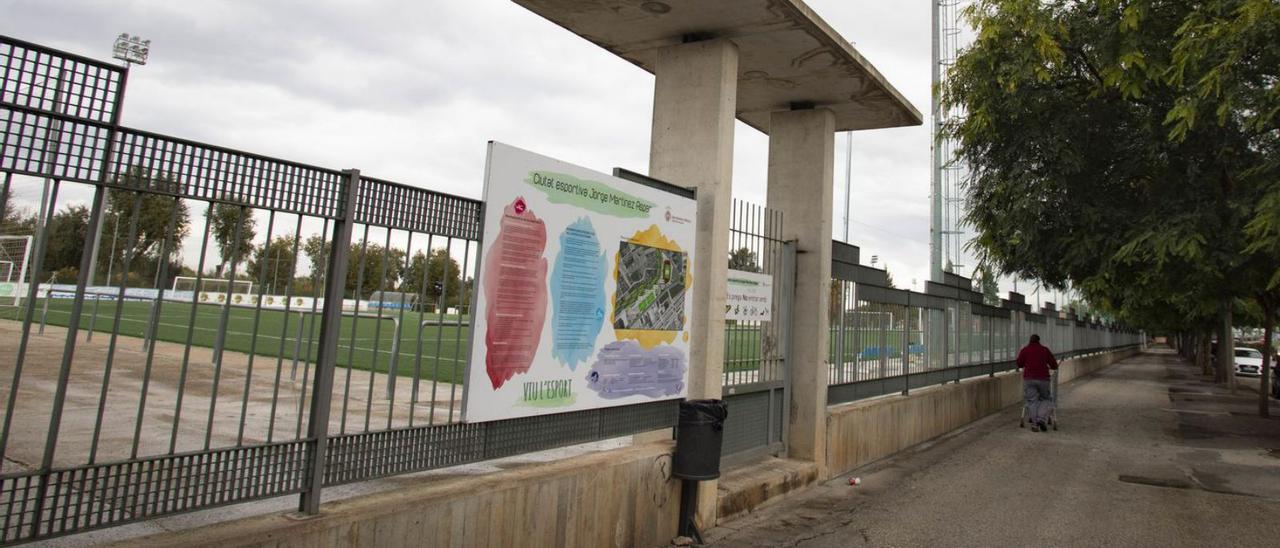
left=707, top=349, right=1280, bottom=548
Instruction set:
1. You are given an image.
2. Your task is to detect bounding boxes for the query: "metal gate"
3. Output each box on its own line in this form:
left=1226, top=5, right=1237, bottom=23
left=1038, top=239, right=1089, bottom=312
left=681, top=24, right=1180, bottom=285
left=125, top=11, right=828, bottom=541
left=719, top=200, right=793, bottom=464
left=0, top=35, right=678, bottom=545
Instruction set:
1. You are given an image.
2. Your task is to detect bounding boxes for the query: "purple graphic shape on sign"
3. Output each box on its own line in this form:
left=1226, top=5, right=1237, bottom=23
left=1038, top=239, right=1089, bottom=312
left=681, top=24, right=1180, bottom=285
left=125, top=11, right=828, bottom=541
left=584, top=340, right=686, bottom=400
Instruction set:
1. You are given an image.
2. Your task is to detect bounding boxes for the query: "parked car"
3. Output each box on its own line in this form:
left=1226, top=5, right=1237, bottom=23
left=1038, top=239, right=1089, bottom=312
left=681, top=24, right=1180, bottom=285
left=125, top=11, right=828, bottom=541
left=1233, top=347, right=1265, bottom=377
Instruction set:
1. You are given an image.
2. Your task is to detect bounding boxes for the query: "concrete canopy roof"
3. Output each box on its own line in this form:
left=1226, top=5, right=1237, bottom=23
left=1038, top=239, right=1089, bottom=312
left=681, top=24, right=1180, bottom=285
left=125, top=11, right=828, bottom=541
left=511, top=0, right=923, bottom=133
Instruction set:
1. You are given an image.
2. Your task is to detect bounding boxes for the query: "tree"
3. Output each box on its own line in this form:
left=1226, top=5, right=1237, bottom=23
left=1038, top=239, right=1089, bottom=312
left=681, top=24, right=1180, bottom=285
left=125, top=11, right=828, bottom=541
left=404, top=248, right=463, bottom=311
left=728, top=247, right=761, bottom=273
left=302, top=234, right=330, bottom=287
left=42, top=205, right=90, bottom=280
left=944, top=1, right=1279, bottom=408
left=344, top=241, right=406, bottom=298
left=976, top=266, right=1000, bottom=306
left=0, top=203, right=37, bottom=235
left=247, top=236, right=299, bottom=294
left=883, top=267, right=896, bottom=289
left=208, top=200, right=257, bottom=278
left=100, top=167, right=192, bottom=286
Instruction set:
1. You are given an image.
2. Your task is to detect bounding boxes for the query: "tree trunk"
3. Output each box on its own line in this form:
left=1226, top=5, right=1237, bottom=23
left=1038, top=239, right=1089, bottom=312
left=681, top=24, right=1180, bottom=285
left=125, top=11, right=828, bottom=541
left=1217, top=298, right=1233, bottom=389
left=1261, top=303, right=1275, bottom=418
left=1199, top=332, right=1212, bottom=377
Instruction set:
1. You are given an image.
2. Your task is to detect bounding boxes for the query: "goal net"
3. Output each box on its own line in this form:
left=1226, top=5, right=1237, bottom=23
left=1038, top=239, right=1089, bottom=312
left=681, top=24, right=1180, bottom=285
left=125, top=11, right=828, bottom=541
left=0, top=235, right=33, bottom=306
left=172, top=276, right=254, bottom=296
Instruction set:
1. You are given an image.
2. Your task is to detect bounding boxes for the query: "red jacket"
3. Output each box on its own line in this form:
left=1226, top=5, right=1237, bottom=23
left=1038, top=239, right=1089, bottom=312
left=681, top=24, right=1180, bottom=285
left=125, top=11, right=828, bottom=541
left=1017, top=342, right=1059, bottom=380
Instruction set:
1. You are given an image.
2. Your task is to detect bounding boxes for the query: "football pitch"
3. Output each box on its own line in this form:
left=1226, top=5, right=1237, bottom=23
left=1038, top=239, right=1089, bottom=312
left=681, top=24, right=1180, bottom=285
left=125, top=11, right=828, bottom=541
left=0, top=299, right=820, bottom=381
left=0, top=298, right=473, bottom=384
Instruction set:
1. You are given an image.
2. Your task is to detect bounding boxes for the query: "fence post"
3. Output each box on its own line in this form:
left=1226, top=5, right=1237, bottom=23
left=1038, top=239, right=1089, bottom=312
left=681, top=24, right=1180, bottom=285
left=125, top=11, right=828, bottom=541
left=989, top=316, right=996, bottom=377
left=778, top=241, right=796, bottom=458
left=299, top=169, right=359, bottom=515
left=902, top=306, right=910, bottom=396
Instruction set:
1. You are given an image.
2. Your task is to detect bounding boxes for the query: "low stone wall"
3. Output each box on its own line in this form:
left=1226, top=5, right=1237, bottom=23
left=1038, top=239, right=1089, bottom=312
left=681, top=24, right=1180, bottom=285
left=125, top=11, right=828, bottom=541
left=119, top=348, right=1139, bottom=547
left=824, top=347, right=1138, bottom=479
left=122, top=442, right=680, bottom=548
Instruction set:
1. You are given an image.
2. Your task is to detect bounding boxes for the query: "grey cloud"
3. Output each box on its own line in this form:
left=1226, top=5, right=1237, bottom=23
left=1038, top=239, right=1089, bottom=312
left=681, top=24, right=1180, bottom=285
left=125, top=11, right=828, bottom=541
left=3, top=0, right=944, bottom=279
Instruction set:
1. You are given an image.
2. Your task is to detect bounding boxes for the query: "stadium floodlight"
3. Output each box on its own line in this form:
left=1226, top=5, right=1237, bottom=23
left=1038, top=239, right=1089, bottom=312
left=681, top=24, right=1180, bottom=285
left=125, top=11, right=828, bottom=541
left=112, top=33, right=150, bottom=66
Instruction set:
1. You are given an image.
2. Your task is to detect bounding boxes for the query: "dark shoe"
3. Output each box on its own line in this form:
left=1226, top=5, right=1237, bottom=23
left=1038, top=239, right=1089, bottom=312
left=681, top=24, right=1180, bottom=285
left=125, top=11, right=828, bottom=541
left=1037, top=421, right=1048, bottom=432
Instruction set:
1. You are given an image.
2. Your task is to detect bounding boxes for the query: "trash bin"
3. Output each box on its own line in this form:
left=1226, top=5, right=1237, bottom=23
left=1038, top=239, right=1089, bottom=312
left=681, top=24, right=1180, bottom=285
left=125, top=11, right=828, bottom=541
left=673, top=399, right=728, bottom=480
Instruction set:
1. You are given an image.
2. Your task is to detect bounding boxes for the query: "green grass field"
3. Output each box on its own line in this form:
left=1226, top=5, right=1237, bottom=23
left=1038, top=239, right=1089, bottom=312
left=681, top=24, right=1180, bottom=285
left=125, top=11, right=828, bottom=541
left=0, top=298, right=473, bottom=384
left=2, top=299, right=819, bottom=382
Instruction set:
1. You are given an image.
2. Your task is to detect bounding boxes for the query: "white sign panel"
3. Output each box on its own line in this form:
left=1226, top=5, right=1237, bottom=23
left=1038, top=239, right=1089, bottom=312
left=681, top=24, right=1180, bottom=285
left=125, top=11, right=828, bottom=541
left=463, top=142, right=698, bottom=422
left=726, top=270, right=773, bottom=321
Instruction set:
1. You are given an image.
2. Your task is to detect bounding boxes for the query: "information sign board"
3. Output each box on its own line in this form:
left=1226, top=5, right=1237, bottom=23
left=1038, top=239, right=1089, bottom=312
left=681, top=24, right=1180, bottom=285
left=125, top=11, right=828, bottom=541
left=463, top=142, right=698, bottom=422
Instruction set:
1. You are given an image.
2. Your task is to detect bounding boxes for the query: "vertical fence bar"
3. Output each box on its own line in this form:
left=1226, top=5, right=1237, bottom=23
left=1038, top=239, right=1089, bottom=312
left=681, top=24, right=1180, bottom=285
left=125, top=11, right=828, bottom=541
left=0, top=179, right=60, bottom=472
left=87, top=191, right=144, bottom=464
left=299, top=169, right=358, bottom=515
left=236, top=210, right=278, bottom=446
left=131, top=195, right=183, bottom=459
left=778, top=241, right=795, bottom=458
left=29, top=184, right=108, bottom=538
left=902, top=306, right=911, bottom=395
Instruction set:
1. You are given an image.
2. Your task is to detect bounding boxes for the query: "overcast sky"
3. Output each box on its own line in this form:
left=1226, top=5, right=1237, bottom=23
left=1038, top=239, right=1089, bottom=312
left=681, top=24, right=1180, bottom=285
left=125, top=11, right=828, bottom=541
left=2, top=0, right=1010, bottom=296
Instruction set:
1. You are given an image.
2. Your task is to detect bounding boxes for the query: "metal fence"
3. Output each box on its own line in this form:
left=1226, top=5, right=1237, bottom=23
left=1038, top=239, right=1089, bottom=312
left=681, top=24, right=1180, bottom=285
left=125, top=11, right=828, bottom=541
left=719, top=199, right=792, bottom=462
left=0, top=33, right=1145, bottom=545
left=827, top=244, right=1142, bottom=405
left=0, top=35, right=677, bottom=544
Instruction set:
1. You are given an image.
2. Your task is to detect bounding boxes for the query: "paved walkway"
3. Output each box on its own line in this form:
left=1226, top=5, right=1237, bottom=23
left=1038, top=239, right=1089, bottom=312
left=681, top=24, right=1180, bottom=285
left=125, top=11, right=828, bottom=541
left=707, top=348, right=1280, bottom=547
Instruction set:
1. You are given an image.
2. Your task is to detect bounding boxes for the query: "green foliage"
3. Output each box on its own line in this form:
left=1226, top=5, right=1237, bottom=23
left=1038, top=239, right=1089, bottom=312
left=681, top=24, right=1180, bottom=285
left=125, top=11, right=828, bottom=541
left=728, top=247, right=761, bottom=273
left=976, top=265, right=1000, bottom=306
left=403, top=248, right=465, bottom=310
left=0, top=202, right=37, bottom=235
left=42, top=205, right=90, bottom=280
left=208, top=200, right=257, bottom=277
left=302, top=234, right=330, bottom=287
left=945, top=0, right=1280, bottom=333
left=99, top=167, right=192, bottom=287
left=247, top=236, right=299, bottom=294
left=345, top=241, right=406, bottom=299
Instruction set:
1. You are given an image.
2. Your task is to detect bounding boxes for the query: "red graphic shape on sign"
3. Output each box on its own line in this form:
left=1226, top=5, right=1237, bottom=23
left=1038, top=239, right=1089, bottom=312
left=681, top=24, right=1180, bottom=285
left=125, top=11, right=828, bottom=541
left=483, top=197, right=548, bottom=389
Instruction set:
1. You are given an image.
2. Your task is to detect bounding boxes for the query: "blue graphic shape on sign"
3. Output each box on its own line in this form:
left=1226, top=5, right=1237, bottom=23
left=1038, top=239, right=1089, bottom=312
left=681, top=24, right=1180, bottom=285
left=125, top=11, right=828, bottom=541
left=550, top=217, right=607, bottom=369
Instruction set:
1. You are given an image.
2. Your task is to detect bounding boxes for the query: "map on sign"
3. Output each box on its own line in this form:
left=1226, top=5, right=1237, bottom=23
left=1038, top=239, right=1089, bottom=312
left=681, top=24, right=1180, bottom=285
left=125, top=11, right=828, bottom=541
left=613, top=241, right=686, bottom=331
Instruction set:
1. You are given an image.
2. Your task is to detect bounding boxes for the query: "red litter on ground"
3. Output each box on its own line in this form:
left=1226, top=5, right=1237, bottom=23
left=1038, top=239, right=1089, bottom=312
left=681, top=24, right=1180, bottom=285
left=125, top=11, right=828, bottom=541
left=848, top=477, right=862, bottom=486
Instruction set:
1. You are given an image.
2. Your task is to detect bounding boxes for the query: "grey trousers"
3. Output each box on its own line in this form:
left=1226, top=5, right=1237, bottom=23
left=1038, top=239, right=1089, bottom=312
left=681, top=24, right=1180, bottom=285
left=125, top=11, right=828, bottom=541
left=1023, top=379, right=1053, bottom=423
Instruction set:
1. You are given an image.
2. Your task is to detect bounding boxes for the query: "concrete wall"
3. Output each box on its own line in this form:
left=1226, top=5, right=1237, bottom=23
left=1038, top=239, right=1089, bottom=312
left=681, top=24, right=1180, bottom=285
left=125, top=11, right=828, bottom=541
left=123, top=442, right=680, bottom=548
left=825, top=348, right=1138, bottom=478
left=121, top=349, right=1139, bottom=547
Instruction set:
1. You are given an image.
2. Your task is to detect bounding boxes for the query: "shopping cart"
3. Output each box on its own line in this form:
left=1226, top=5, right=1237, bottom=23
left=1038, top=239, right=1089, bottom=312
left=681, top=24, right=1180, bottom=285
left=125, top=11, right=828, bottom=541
left=1019, top=369, right=1058, bottom=431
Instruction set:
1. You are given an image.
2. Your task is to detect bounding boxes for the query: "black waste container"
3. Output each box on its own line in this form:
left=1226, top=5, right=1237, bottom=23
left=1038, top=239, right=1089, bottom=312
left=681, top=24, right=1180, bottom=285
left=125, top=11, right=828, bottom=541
left=673, top=399, right=728, bottom=480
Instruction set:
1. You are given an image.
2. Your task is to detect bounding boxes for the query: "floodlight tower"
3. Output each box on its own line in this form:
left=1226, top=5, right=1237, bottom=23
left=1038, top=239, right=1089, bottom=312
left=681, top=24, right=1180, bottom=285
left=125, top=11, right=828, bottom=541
left=113, top=33, right=151, bottom=67
left=85, top=33, right=149, bottom=339
left=92, top=33, right=149, bottom=279
left=930, top=0, right=968, bottom=282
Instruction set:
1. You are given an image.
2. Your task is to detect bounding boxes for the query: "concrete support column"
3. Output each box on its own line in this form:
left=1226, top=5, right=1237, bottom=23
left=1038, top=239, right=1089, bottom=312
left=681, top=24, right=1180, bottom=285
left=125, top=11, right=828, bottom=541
left=766, top=108, right=836, bottom=476
left=648, top=38, right=738, bottom=529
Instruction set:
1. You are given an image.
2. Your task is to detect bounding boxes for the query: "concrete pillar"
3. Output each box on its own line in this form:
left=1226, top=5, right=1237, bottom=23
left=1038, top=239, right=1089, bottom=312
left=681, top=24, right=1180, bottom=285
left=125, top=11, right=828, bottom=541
left=647, top=38, right=738, bottom=529
left=766, top=108, right=835, bottom=476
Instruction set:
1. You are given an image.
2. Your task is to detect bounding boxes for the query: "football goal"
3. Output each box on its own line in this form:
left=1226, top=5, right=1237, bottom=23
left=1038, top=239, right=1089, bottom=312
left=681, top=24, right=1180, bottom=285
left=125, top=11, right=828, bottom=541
left=171, top=276, right=254, bottom=296
left=0, top=235, right=34, bottom=306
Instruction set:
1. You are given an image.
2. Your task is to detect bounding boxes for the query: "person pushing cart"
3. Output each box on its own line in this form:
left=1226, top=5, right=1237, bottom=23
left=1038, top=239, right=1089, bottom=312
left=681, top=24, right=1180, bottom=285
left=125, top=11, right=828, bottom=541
left=1017, top=334, right=1059, bottom=432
